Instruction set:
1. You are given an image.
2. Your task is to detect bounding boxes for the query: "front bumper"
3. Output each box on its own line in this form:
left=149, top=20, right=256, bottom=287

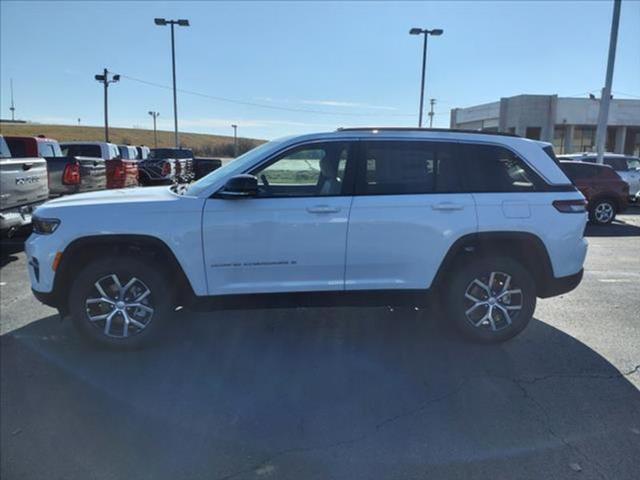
left=538, top=269, right=584, bottom=298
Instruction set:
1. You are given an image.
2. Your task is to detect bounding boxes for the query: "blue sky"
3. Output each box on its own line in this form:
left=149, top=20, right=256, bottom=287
left=1, top=0, right=639, bottom=140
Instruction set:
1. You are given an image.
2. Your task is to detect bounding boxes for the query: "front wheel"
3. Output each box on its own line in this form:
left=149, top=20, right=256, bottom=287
left=68, top=256, right=173, bottom=349
left=589, top=199, right=616, bottom=225
left=446, top=257, right=536, bottom=343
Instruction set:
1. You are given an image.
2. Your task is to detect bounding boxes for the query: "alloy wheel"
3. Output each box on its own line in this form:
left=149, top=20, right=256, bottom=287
left=463, top=271, right=523, bottom=332
left=84, top=274, right=154, bottom=338
left=594, top=202, right=614, bottom=224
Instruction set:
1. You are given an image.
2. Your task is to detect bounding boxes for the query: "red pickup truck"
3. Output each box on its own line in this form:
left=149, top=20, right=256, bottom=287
left=60, top=141, right=138, bottom=189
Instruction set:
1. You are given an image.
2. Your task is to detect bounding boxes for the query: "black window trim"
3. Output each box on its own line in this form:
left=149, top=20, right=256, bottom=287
left=353, top=138, right=572, bottom=196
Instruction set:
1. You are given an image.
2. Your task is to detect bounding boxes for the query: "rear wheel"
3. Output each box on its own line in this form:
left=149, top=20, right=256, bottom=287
left=446, top=257, right=536, bottom=343
left=589, top=199, right=616, bottom=225
left=69, top=256, right=172, bottom=349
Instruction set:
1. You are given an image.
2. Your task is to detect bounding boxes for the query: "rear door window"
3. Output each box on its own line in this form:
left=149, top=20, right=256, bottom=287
left=359, top=141, right=436, bottom=195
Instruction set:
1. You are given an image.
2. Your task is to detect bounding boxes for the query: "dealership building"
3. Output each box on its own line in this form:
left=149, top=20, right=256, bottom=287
left=450, top=94, right=640, bottom=156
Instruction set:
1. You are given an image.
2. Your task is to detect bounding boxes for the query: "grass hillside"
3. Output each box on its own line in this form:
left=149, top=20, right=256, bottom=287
left=0, top=123, right=263, bottom=157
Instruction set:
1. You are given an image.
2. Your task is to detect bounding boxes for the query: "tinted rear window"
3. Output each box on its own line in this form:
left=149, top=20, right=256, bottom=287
left=150, top=148, right=193, bottom=159
left=62, top=144, right=102, bottom=158
left=5, top=138, right=27, bottom=157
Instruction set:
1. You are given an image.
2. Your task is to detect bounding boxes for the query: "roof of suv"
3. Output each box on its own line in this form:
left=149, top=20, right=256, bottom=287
left=336, top=127, right=520, bottom=138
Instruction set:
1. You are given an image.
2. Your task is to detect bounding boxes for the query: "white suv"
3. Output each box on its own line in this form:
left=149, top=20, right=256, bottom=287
left=27, top=128, right=588, bottom=348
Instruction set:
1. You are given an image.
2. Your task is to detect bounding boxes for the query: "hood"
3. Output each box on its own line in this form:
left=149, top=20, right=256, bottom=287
left=41, top=186, right=176, bottom=209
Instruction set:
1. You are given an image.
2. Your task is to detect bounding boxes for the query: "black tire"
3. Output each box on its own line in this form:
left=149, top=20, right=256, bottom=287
left=68, top=256, right=173, bottom=349
left=446, top=256, right=536, bottom=343
left=589, top=198, right=616, bottom=225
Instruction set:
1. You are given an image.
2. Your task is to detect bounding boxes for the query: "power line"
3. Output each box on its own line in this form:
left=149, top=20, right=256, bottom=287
left=120, top=74, right=415, bottom=117
left=612, top=90, right=640, bottom=99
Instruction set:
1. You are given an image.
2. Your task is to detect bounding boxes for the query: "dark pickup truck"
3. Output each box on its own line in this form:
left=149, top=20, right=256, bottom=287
left=147, top=148, right=194, bottom=183
left=5, top=136, right=106, bottom=197
left=0, top=135, right=49, bottom=236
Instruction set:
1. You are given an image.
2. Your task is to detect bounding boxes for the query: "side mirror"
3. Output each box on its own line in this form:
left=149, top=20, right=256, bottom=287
left=215, top=174, right=258, bottom=198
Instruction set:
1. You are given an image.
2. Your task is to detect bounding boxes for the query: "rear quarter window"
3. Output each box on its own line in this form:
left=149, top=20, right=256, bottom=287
left=460, top=143, right=542, bottom=192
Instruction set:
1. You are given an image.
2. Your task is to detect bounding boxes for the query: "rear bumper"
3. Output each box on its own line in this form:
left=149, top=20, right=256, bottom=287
left=0, top=202, right=44, bottom=232
left=538, top=269, right=584, bottom=298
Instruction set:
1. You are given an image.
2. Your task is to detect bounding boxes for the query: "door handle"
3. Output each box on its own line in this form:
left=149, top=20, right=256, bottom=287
left=432, top=202, right=464, bottom=211
left=306, top=205, right=341, bottom=214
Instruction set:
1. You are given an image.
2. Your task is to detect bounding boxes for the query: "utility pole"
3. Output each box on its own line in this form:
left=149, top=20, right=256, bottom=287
left=149, top=111, right=160, bottom=148
left=428, top=98, right=436, bottom=128
left=231, top=124, right=238, bottom=157
left=9, top=78, right=15, bottom=121
left=595, top=0, right=621, bottom=164
left=94, top=68, right=120, bottom=142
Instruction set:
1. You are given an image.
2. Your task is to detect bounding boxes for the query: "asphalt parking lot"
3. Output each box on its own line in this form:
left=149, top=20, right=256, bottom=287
left=1, top=210, right=639, bottom=480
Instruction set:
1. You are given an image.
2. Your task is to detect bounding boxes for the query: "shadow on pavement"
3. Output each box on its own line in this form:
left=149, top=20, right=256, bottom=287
left=0, top=233, right=27, bottom=265
left=585, top=219, right=640, bottom=237
left=2, top=308, right=639, bottom=480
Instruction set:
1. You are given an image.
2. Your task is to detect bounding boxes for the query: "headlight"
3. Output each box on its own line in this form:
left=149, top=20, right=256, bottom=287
left=32, top=217, right=61, bottom=235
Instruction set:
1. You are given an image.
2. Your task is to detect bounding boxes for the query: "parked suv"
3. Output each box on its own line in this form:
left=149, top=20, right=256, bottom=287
left=60, top=142, right=138, bottom=189
left=27, top=129, right=587, bottom=348
left=559, top=153, right=640, bottom=201
left=5, top=136, right=106, bottom=197
left=559, top=160, right=628, bottom=225
left=0, top=135, right=49, bottom=236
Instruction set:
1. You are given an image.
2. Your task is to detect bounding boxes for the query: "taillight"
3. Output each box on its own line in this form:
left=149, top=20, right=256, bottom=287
left=62, top=162, right=81, bottom=185
left=114, top=164, right=125, bottom=180
left=161, top=162, right=171, bottom=176
left=553, top=199, right=587, bottom=213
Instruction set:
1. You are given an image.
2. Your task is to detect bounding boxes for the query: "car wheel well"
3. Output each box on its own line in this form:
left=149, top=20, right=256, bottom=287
left=54, top=235, right=194, bottom=314
left=433, top=232, right=553, bottom=296
left=589, top=195, right=619, bottom=212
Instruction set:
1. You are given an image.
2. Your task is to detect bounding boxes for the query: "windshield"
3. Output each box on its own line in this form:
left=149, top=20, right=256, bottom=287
left=185, top=140, right=282, bottom=196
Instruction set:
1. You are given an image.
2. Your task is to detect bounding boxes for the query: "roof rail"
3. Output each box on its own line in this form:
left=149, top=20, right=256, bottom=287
left=335, top=127, right=521, bottom=138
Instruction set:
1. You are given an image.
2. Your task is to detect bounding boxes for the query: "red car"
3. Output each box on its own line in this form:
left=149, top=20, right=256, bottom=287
left=559, top=160, right=628, bottom=225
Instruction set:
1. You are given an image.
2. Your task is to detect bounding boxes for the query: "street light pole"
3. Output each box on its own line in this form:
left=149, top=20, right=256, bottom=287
left=94, top=68, right=120, bottom=142
left=409, top=28, right=443, bottom=128
left=595, top=0, right=621, bottom=164
left=149, top=111, right=160, bottom=148
left=231, top=124, right=238, bottom=157
left=155, top=17, right=190, bottom=149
